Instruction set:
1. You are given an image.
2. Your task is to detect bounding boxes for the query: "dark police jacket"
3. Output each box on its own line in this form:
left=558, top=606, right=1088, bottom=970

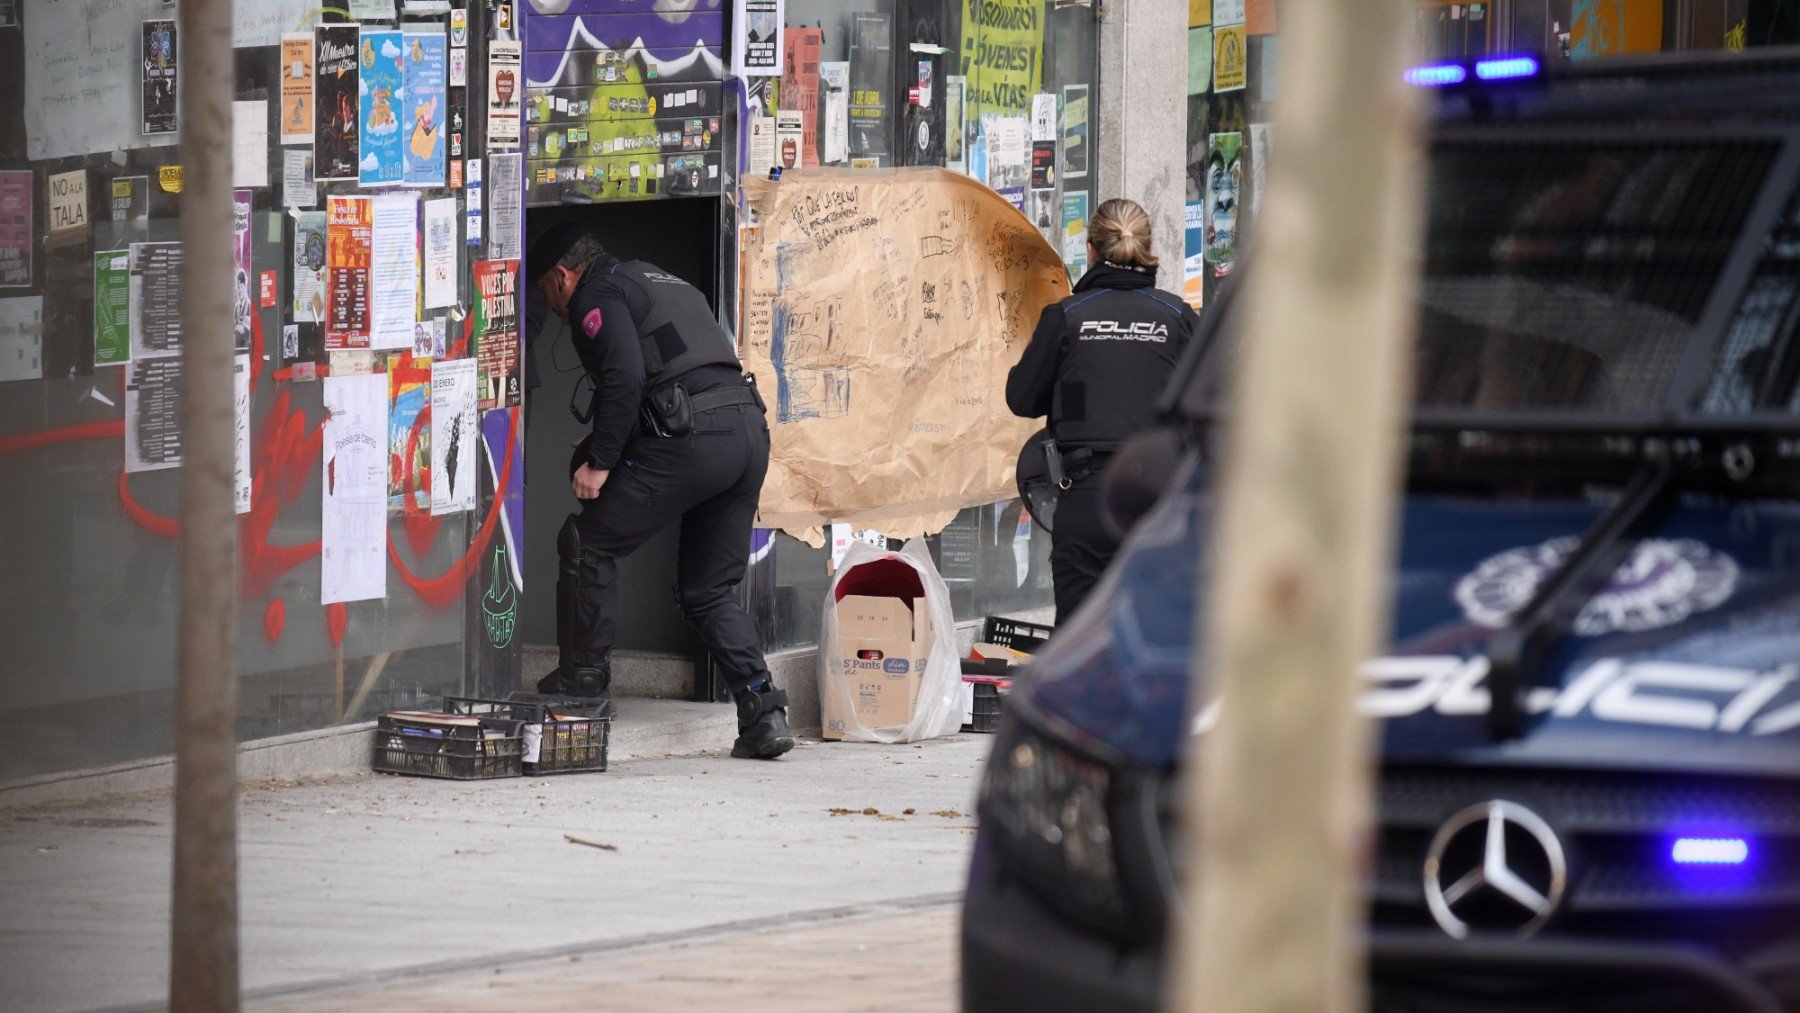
left=565, top=255, right=741, bottom=471
left=1006, top=262, right=1200, bottom=451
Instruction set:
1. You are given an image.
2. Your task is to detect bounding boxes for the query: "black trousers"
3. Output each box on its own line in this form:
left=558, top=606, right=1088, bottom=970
left=561, top=401, right=771, bottom=693
left=1049, top=476, right=1119, bottom=623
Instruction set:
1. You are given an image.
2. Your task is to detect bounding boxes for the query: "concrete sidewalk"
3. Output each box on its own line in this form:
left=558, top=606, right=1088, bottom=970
left=0, top=732, right=993, bottom=1013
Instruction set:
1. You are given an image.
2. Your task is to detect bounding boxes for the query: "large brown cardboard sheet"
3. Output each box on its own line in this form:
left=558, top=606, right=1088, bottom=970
left=740, top=168, right=1072, bottom=544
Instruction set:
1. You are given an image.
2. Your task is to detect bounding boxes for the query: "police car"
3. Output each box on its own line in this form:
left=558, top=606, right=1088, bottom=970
left=963, top=51, right=1800, bottom=1012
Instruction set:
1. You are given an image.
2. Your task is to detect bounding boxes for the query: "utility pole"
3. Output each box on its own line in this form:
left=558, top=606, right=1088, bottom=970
left=170, top=0, right=241, bottom=1000
left=1168, top=0, right=1424, bottom=1009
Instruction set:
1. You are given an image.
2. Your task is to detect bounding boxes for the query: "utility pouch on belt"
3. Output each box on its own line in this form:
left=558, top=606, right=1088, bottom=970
left=641, top=383, right=693, bottom=438
left=1044, top=437, right=1070, bottom=490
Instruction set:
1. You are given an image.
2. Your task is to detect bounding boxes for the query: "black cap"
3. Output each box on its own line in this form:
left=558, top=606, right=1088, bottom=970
left=527, top=221, right=601, bottom=285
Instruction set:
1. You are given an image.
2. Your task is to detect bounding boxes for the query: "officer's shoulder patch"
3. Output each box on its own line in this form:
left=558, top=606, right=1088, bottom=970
left=581, top=307, right=602, bottom=339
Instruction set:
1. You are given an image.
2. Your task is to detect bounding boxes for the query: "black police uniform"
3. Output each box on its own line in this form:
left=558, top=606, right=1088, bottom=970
left=1007, top=261, right=1199, bottom=620
left=546, top=251, right=793, bottom=758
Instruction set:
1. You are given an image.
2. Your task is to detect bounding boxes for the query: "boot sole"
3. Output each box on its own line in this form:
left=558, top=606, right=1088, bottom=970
left=732, top=734, right=796, bottom=760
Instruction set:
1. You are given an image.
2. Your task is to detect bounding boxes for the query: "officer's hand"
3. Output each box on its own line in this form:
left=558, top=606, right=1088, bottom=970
left=572, top=463, right=609, bottom=501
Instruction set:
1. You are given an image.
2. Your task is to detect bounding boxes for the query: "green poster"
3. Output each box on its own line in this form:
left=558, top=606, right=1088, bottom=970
left=1188, top=27, right=1214, bottom=96
left=94, top=250, right=130, bottom=366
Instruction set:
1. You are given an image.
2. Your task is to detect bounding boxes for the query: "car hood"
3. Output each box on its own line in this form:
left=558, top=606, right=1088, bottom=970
left=1026, top=461, right=1800, bottom=776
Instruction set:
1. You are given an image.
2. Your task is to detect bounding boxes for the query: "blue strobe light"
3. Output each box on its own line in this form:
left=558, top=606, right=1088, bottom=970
left=1671, top=837, right=1750, bottom=865
left=1475, top=55, right=1541, bottom=81
left=1404, top=62, right=1468, bottom=87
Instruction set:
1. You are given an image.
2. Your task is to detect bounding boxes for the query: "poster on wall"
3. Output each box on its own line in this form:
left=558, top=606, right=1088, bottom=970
left=280, top=33, right=314, bottom=145
left=776, top=111, right=804, bottom=170
left=234, top=352, right=252, bottom=514
left=1183, top=200, right=1206, bottom=309
left=321, top=372, right=388, bottom=605
left=293, top=209, right=327, bottom=324
left=403, top=31, right=448, bottom=187
left=142, top=19, right=178, bottom=136
left=1061, top=84, right=1088, bottom=180
left=1205, top=132, right=1242, bottom=279
left=1062, top=191, right=1088, bottom=279
left=129, top=242, right=184, bottom=359
left=282, top=149, right=317, bottom=208
left=733, top=0, right=784, bottom=77
left=315, top=26, right=361, bottom=180
left=125, top=356, right=182, bottom=470
left=236, top=98, right=271, bottom=188
left=358, top=30, right=406, bottom=186
left=0, top=296, right=43, bottom=382
left=472, top=259, right=520, bottom=411
left=1187, top=27, right=1214, bottom=95
left=369, top=192, right=419, bottom=351
left=782, top=27, right=822, bottom=169
left=1215, top=0, right=1245, bottom=24
left=388, top=357, right=430, bottom=512
left=422, top=197, right=458, bottom=309
left=1248, top=122, right=1274, bottom=219
left=326, top=195, right=372, bottom=349
left=486, top=40, right=521, bottom=151
left=414, top=317, right=446, bottom=358
left=958, top=0, right=1041, bottom=115
left=945, top=76, right=967, bottom=174
left=0, top=171, right=30, bottom=289
left=486, top=154, right=521, bottom=260
left=430, top=357, right=477, bottom=515
left=848, top=13, right=892, bottom=164
left=1214, top=24, right=1247, bottom=93
left=820, top=61, right=850, bottom=166
left=233, top=190, right=253, bottom=352
left=94, top=252, right=130, bottom=367
left=48, top=169, right=88, bottom=239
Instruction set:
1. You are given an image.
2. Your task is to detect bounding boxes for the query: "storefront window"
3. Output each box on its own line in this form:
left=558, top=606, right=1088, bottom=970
left=0, top=1, right=524, bottom=780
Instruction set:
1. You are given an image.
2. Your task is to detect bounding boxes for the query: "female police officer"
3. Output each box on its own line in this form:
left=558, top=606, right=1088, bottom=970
left=1006, top=198, right=1200, bottom=620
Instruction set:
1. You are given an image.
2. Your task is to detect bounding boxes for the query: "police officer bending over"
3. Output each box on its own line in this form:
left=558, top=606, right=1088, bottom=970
left=528, top=222, right=795, bottom=760
left=1007, top=198, right=1200, bottom=620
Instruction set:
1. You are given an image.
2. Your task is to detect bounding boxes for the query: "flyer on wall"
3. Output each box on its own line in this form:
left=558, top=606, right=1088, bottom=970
left=403, top=31, right=448, bottom=187
left=280, top=33, right=314, bottom=145
left=1061, top=83, right=1088, bottom=180
left=485, top=40, right=521, bottom=151
left=422, top=197, right=458, bottom=309
left=142, top=19, right=178, bottom=136
left=0, top=170, right=30, bottom=289
left=1205, top=131, right=1242, bottom=278
left=733, top=0, right=784, bottom=76
left=315, top=26, right=361, bottom=180
left=388, top=357, right=431, bottom=512
left=293, top=209, right=327, bottom=324
left=233, top=190, right=253, bottom=352
left=0, top=296, right=42, bottom=382
left=820, top=61, right=849, bottom=165
left=486, top=153, right=521, bottom=260
left=326, top=195, right=373, bottom=349
left=358, top=30, right=405, bottom=186
left=430, top=357, right=477, bottom=515
left=369, top=192, right=419, bottom=351
left=129, top=242, right=183, bottom=360
left=472, top=259, right=520, bottom=411
left=94, top=251, right=130, bottom=367
left=234, top=352, right=252, bottom=514
left=321, top=372, right=388, bottom=605
left=125, top=357, right=182, bottom=472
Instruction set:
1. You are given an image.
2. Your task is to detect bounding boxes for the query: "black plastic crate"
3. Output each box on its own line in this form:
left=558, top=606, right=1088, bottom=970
left=372, top=713, right=524, bottom=780
left=962, top=678, right=1010, bottom=734
left=982, top=615, right=1054, bottom=654
left=445, top=695, right=613, bottom=775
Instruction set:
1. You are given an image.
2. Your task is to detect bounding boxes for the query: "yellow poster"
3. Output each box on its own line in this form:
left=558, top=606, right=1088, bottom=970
left=1189, top=0, right=1212, bottom=27
left=960, top=0, right=1043, bottom=115
left=1214, top=24, right=1247, bottom=93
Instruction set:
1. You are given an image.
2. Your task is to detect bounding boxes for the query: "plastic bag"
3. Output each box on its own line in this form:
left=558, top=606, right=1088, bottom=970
left=818, top=537, right=966, bottom=743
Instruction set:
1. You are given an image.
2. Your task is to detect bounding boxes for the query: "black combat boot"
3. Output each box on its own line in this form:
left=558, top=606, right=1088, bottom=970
left=732, top=682, right=795, bottom=759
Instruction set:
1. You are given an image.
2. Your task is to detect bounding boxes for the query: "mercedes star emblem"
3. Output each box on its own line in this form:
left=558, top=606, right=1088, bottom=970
left=1423, top=799, right=1567, bottom=940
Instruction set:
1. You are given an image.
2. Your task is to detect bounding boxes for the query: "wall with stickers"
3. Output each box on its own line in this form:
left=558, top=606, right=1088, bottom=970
left=0, top=0, right=529, bottom=779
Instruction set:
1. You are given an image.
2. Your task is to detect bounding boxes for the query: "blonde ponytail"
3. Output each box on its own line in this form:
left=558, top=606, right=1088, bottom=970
left=1088, top=198, right=1159, bottom=270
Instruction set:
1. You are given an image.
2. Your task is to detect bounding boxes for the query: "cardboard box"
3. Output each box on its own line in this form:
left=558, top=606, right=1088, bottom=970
left=825, top=594, right=930, bottom=739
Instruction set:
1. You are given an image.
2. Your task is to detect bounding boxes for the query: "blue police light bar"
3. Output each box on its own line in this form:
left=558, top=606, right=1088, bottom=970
left=1671, top=837, right=1750, bottom=865
left=1404, top=62, right=1467, bottom=87
left=1474, top=55, right=1541, bottom=81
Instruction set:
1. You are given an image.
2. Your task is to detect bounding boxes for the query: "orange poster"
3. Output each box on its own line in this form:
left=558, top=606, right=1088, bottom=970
left=280, top=33, right=314, bottom=145
left=1246, top=0, right=1276, bottom=35
left=326, top=195, right=372, bottom=349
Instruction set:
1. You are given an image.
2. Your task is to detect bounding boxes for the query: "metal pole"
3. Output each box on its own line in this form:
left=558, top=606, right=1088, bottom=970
left=170, top=0, right=241, bottom=999
left=1167, top=0, right=1424, bottom=1008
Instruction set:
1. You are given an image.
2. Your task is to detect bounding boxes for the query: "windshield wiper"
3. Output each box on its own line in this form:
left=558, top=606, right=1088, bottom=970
left=1484, top=452, right=1678, bottom=739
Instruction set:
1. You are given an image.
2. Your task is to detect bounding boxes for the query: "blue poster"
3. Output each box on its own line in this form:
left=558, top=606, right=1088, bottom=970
left=403, top=32, right=447, bottom=187
left=358, top=30, right=405, bottom=187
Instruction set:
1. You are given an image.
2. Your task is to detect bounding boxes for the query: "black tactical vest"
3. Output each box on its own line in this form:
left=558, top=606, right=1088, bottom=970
left=1051, top=286, right=1191, bottom=450
left=611, top=260, right=741, bottom=389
